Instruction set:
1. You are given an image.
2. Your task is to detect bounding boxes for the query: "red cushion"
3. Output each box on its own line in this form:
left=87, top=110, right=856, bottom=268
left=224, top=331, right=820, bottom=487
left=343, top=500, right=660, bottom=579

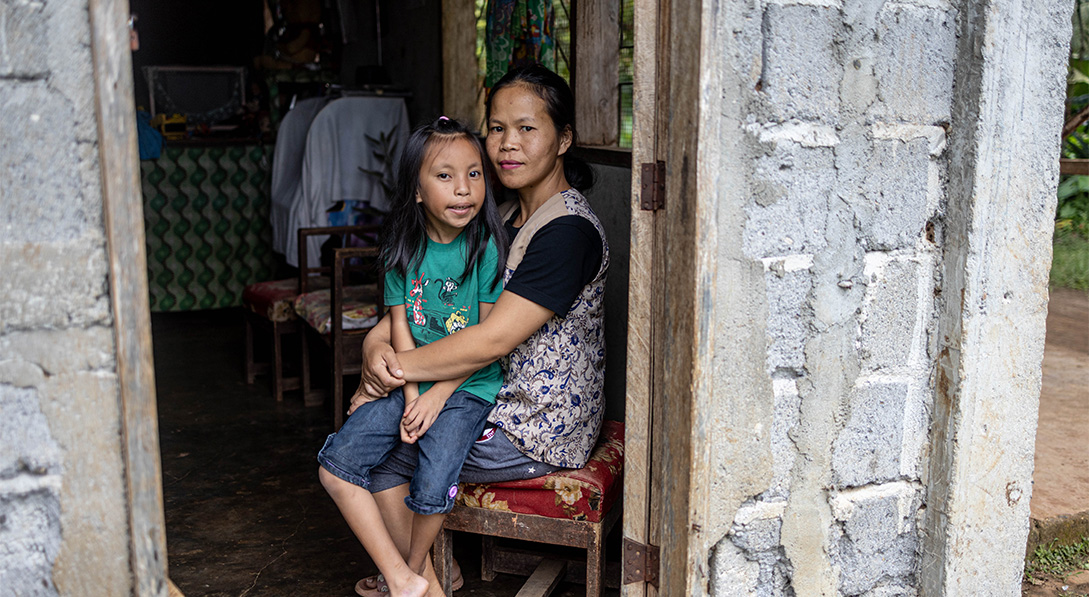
left=455, top=420, right=624, bottom=523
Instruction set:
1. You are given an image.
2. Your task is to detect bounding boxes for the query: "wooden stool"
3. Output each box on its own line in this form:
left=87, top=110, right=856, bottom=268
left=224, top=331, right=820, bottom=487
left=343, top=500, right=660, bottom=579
left=241, top=277, right=326, bottom=401
left=435, top=421, right=624, bottom=597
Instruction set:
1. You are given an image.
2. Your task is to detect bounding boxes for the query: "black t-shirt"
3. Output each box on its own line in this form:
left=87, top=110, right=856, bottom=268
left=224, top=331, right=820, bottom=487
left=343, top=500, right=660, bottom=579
left=503, top=214, right=603, bottom=317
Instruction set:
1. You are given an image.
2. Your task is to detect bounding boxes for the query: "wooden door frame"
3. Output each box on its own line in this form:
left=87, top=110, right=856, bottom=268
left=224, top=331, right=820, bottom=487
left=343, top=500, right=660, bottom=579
left=624, top=0, right=708, bottom=593
left=90, top=0, right=169, bottom=594
left=621, top=0, right=659, bottom=591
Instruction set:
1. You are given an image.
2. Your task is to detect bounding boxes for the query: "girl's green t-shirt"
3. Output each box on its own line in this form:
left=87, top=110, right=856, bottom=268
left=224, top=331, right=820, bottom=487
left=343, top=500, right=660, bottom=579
left=384, top=233, right=504, bottom=402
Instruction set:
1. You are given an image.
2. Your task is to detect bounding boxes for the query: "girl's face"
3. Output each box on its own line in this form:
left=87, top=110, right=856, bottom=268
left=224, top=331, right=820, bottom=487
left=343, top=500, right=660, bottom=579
left=416, top=136, right=487, bottom=243
left=486, top=84, right=573, bottom=198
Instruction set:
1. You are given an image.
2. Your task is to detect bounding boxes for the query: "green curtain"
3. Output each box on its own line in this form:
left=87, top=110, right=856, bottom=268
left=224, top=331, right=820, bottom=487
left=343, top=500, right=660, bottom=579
left=485, top=0, right=555, bottom=89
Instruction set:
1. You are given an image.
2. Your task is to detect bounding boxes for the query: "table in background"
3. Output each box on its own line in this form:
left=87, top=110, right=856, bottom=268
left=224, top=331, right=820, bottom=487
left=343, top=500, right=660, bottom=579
left=141, top=142, right=276, bottom=311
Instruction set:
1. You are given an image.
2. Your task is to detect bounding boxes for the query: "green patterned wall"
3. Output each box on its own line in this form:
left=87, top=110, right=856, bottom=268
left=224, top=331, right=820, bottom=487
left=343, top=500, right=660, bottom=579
left=141, top=144, right=276, bottom=311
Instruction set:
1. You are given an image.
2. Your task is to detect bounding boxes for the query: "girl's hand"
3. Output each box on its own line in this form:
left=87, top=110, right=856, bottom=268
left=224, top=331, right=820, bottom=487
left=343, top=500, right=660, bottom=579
left=399, top=386, right=450, bottom=444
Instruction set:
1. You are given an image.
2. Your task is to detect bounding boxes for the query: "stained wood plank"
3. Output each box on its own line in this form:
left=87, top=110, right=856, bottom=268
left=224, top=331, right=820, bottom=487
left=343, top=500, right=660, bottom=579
left=652, top=0, right=707, bottom=591
left=435, top=528, right=455, bottom=596
left=442, top=0, right=482, bottom=128
left=515, top=559, right=568, bottom=597
left=491, top=546, right=623, bottom=588
left=575, top=0, right=621, bottom=146
left=88, top=1, right=168, bottom=596
left=1060, top=158, right=1089, bottom=175
left=623, top=0, right=660, bottom=593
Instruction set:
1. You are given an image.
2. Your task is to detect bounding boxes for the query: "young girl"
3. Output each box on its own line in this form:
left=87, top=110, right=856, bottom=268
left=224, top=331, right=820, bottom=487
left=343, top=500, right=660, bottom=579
left=317, top=116, right=507, bottom=597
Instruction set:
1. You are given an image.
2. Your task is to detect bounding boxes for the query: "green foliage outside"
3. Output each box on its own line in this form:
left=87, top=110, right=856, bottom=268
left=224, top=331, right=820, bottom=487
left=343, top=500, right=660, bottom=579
left=1055, top=1, right=1089, bottom=290
left=1024, top=536, right=1089, bottom=588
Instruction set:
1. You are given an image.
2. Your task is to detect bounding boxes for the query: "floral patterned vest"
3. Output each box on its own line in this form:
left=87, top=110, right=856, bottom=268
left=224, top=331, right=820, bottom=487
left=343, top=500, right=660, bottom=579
left=490, top=188, right=610, bottom=468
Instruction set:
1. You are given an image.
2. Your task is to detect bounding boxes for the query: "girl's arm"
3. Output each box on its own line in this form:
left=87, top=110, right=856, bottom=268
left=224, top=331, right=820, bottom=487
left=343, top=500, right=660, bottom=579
left=392, top=291, right=552, bottom=382
left=388, top=304, right=420, bottom=405
left=399, top=301, right=495, bottom=443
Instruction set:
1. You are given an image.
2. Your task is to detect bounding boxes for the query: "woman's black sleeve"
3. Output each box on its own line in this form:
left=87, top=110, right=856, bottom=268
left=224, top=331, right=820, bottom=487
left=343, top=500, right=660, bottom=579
left=503, top=215, right=603, bottom=317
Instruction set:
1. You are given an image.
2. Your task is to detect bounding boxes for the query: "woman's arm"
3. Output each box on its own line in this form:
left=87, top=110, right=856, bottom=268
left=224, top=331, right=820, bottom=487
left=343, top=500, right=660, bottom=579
left=394, top=290, right=553, bottom=382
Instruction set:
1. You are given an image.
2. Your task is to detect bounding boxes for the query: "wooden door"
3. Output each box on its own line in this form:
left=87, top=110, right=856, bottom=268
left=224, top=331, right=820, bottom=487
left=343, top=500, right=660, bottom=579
left=622, top=0, right=663, bottom=592
left=623, top=0, right=704, bottom=592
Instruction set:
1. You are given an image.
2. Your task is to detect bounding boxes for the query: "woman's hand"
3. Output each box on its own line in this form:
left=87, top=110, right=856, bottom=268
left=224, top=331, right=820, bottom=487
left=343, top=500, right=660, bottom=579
left=357, top=313, right=407, bottom=396
left=349, top=344, right=405, bottom=412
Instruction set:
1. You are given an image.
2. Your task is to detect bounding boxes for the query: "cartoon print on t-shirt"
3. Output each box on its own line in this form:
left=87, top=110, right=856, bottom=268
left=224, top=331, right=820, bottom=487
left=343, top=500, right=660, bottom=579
left=427, top=316, right=447, bottom=336
left=444, top=307, right=470, bottom=334
left=409, top=273, right=427, bottom=326
left=438, top=277, right=459, bottom=306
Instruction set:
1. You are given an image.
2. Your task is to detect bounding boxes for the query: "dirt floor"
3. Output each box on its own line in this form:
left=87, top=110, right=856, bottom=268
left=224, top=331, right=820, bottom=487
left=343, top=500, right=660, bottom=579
left=1030, top=287, right=1089, bottom=522
left=1023, top=287, right=1089, bottom=597
left=154, top=309, right=616, bottom=597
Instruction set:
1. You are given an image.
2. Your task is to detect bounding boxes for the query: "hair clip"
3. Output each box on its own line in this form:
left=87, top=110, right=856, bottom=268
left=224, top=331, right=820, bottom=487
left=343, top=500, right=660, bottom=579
left=438, top=116, right=450, bottom=121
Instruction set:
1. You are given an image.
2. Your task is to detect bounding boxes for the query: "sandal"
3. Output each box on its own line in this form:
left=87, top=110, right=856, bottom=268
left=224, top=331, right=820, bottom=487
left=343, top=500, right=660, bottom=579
left=354, top=560, right=463, bottom=596
left=354, top=574, right=388, bottom=596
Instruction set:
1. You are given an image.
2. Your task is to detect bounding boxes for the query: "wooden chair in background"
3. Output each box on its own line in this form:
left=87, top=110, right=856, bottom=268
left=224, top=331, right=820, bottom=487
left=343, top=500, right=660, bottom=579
left=293, top=225, right=383, bottom=429
left=242, top=224, right=379, bottom=404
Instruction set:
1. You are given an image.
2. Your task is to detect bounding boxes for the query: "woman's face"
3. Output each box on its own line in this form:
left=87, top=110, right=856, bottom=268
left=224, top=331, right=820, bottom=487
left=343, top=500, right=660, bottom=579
left=485, top=84, right=573, bottom=195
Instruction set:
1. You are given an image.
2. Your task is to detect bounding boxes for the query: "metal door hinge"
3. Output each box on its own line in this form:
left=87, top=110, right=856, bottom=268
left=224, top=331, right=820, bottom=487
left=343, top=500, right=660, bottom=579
left=623, top=537, right=660, bottom=588
left=640, top=161, right=665, bottom=211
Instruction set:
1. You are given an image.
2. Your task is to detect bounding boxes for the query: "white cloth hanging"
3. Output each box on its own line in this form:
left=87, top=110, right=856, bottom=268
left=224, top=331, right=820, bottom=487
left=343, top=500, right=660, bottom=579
left=285, top=96, right=410, bottom=268
left=270, top=97, right=329, bottom=257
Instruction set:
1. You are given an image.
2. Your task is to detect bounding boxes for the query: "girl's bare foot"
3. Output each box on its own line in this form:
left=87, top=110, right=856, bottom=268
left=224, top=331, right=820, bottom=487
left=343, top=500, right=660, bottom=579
left=387, top=569, right=429, bottom=597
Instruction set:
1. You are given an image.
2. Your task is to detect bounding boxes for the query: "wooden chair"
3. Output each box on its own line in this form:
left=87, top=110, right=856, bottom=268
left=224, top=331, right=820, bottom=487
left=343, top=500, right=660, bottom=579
left=242, top=282, right=305, bottom=402
left=435, top=421, right=625, bottom=597
left=293, top=225, right=383, bottom=429
left=241, top=224, right=376, bottom=402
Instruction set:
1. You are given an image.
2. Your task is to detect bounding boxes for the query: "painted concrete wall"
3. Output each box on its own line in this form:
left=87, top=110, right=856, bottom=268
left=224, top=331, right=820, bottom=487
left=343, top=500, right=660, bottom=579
left=585, top=163, right=632, bottom=421
left=697, top=0, right=1069, bottom=595
left=0, top=1, right=136, bottom=594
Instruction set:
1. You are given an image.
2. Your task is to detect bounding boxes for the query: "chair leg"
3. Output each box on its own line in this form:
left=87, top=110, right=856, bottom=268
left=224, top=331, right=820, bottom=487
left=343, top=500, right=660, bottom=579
left=300, top=328, right=318, bottom=407
left=272, top=320, right=285, bottom=402
left=244, top=311, right=257, bottom=385
left=333, top=340, right=344, bottom=430
left=482, top=535, right=497, bottom=581
left=434, top=527, right=454, bottom=596
left=585, top=527, right=604, bottom=597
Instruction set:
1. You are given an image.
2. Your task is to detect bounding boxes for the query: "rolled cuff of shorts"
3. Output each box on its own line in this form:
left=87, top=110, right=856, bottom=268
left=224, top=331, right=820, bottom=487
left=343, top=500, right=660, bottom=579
left=404, top=488, right=457, bottom=515
left=317, top=433, right=372, bottom=489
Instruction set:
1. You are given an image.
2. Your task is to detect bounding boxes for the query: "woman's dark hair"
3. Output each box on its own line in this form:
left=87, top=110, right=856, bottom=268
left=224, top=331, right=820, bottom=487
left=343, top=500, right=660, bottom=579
left=381, top=117, right=508, bottom=290
left=485, top=63, right=595, bottom=193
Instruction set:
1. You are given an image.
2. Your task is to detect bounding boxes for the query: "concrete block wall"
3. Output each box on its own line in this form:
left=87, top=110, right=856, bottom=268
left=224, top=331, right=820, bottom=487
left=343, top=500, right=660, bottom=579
left=707, top=0, right=957, bottom=594
left=0, top=1, right=134, bottom=594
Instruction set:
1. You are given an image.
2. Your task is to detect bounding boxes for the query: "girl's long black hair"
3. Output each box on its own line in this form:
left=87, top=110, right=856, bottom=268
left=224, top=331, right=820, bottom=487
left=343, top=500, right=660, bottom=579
left=486, top=63, right=595, bottom=193
left=381, top=117, right=508, bottom=291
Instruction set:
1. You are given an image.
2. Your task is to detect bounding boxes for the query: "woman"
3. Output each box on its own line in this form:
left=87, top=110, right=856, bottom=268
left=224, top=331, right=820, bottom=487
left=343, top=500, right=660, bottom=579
left=329, top=63, right=610, bottom=597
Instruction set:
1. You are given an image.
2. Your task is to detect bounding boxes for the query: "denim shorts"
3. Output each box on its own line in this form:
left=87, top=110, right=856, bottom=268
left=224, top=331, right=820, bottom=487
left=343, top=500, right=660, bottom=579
left=317, top=387, right=494, bottom=515
left=368, top=423, right=562, bottom=494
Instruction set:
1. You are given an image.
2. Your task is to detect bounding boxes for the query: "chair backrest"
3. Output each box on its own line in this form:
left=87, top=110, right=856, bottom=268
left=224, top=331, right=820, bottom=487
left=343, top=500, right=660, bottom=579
left=330, top=246, right=384, bottom=340
left=297, top=224, right=382, bottom=294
